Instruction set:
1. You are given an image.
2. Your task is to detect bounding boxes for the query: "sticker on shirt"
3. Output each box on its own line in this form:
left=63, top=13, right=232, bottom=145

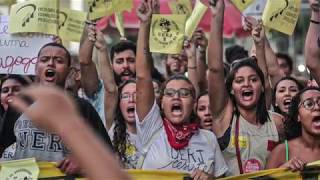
left=231, top=136, right=248, bottom=148
left=243, top=159, right=262, bottom=173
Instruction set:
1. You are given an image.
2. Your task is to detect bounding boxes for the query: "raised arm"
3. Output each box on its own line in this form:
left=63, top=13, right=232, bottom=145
left=79, top=24, right=100, bottom=97
left=264, top=37, right=285, bottom=87
left=305, top=0, right=320, bottom=84
left=251, top=22, right=272, bottom=108
left=10, top=86, right=128, bottom=180
left=244, top=16, right=284, bottom=87
left=184, top=40, right=200, bottom=96
left=136, top=0, right=155, bottom=121
left=94, top=30, right=118, bottom=129
left=208, top=0, right=228, bottom=116
left=193, top=29, right=208, bottom=92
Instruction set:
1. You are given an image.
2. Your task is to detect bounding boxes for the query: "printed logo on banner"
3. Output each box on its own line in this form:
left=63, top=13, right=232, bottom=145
left=58, top=11, right=68, bottom=29
left=269, top=0, right=289, bottom=21
left=262, top=0, right=300, bottom=35
left=89, top=0, right=107, bottom=13
left=6, top=168, right=33, bottom=180
left=152, top=18, right=179, bottom=48
left=176, top=4, right=189, bottom=15
left=16, top=4, right=37, bottom=27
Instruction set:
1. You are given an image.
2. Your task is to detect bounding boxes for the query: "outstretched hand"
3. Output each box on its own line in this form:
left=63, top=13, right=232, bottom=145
left=137, top=0, right=153, bottom=22
left=309, top=0, right=320, bottom=12
left=9, top=85, right=80, bottom=133
left=243, top=16, right=258, bottom=32
left=86, top=24, right=107, bottom=50
left=184, top=39, right=196, bottom=58
left=209, top=0, right=225, bottom=16
left=192, top=28, right=208, bottom=49
left=252, top=21, right=265, bottom=44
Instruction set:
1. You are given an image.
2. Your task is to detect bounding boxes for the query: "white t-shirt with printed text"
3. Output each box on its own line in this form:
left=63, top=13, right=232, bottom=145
left=135, top=101, right=228, bottom=177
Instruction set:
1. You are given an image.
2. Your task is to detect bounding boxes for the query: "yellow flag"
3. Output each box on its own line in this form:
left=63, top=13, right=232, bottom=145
left=0, top=158, right=39, bottom=180
left=150, top=14, right=186, bottom=54
left=87, top=0, right=114, bottom=20
left=230, top=0, right=255, bottom=12
left=58, top=8, right=87, bottom=42
left=262, top=0, right=301, bottom=35
left=168, top=0, right=193, bottom=18
left=9, top=0, right=59, bottom=35
left=115, top=12, right=125, bottom=37
left=185, top=0, right=207, bottom=39
left=112, top=0, right=133, bottom=12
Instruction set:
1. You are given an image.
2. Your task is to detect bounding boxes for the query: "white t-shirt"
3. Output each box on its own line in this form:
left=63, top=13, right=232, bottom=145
left=108, top=124, right=141, bottom=169
left=136, top=101, right=228, bottom=177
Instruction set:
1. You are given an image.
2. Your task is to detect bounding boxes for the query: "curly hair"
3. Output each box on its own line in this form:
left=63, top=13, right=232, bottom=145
left=285, top=87, right=320, bottom=140
left=112, top=79, right=136, bottom=166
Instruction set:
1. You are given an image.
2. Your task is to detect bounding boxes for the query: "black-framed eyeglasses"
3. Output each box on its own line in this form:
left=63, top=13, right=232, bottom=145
left=299, top=98, right=320, bottom=110
left=163, top=88, right=193, bottom=98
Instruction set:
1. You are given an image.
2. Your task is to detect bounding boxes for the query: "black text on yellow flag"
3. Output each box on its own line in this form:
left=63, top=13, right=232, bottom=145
left=149, top=14, right=187, bottom=54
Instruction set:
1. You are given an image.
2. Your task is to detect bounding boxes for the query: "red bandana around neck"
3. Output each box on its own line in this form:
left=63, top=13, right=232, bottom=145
left=163, top=118, right=199, bottom=150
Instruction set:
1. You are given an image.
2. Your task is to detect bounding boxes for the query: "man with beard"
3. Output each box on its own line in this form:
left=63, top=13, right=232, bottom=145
left=79, top=24, right=119, bottom=129
left=79, top=24, right=165, bottom=129
left=165, top=52, right=188, bottom=78
left=0, top=42, right=113, bottom=175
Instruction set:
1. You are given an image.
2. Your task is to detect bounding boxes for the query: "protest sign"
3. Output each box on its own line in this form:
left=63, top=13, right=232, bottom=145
left=150, top=14, right=186, bottom=54
left=168, top=0, right=193, bottom=18
left=242, top=0, right=266, bottom=20
left=115, top=12, right=125, bottom=37
left=112, top=0, right=133, bottom=13
left=58, top=8, right=87, bottom=42
left=262, top=0, right=301, bottom=35
left=0, top=16, right=52, bottom=75
left=9, top=0, right=59, bottom=35
left=185, top=0, right=207, bottom=39
left=230, top=0, right=255, bottom=12
left=0, top=158, right=39, bottom=180
left=87, top=0, right=114, bottom=20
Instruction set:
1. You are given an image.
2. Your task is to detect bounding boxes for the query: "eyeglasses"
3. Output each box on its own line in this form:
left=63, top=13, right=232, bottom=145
left=299, top=98, right=320, bottom=110
left=120, top=92, right=136, bottom=101
left=163, top=88, right=193, bottom=98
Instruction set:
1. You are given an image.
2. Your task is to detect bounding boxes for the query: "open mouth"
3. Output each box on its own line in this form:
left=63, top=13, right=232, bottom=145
left=171, top=103, right=182, bottom=116
left=283, top=99, right=292, bottom=107
left=312, top=116, right=320, bottom=127
left=127, top=106, right=135, bottom=114
left=242, top=90, right=254, bottom=100
left=203, top=118, right=212, bottom=126
left=45, top=69, right=56, bottom=77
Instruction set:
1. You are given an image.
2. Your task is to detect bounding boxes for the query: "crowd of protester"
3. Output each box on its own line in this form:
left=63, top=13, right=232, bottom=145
left=0, top=0, right=320, bottom=179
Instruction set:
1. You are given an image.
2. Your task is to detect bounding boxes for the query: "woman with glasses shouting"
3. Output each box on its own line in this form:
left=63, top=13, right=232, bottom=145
left=135, top=0, right=228, bottom=179
left=266, top=87, right=320, bottom=170
left=108, top=79, right=142, bottom=169
left=207, top=0, right=283, bottom=176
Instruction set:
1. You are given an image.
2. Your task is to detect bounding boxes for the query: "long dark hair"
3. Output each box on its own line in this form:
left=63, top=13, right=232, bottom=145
left=112, top=79, right=136, bottom=166
left=225, top=58, right=269, bottom=124
left=160, top=74, right=197, bottom=123
left=272, top=76, right=304, bottom=115
left=285, top=87, right=320, bottom=140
